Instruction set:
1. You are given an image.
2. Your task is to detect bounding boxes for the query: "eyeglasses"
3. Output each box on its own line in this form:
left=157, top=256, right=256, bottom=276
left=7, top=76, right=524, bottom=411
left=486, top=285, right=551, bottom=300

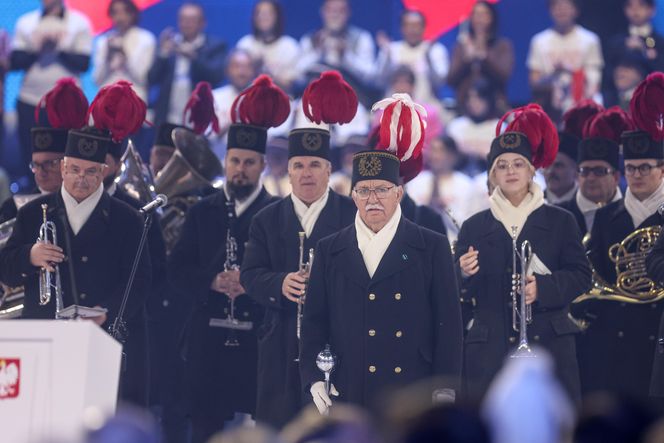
left=494, top=159, right=529, bottom=172
left=63, top=164, right=103, bottom=179
left=29, top=158, right=62, bottom=173
left=624, top=163, right=662, bottom=176
left=353, top=186, right=395, bottom=200
left=578, top=166, right=613, bottom=177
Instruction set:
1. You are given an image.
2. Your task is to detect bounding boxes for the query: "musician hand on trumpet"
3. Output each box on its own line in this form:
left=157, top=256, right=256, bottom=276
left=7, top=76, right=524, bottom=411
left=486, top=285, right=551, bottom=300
left=459, top=246, right=538, bottom=305
left=30, top=240, right=64, bottom=272
left=281, top=271, right=309, bottom=303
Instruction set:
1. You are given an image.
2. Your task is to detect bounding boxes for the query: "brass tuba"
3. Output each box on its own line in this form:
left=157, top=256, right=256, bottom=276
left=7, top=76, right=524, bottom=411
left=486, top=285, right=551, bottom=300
left=155, top=128, right=223, bottom=255
left=574, top=225, right=664, bottom=304
left=115, top=140, right=156, bottom=204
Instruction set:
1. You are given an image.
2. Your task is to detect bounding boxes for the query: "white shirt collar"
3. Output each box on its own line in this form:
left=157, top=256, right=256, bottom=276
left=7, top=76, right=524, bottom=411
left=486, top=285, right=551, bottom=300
left=60, top=183, right=105, bottom=235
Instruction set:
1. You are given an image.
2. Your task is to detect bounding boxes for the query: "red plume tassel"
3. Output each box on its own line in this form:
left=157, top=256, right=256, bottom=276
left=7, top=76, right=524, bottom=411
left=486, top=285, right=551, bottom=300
left=500, top=104, right=559, bottom=169
left=562, top=99, right=604, bottom=139
left=230, top=74, right=290, bottom=128
left=35, top=77, right=88, bottom=129
left=399, top=154, right=423, bottom=184
left=302, top=71, right=358, bottom=125
left=585, top=106, right=634, bottom=143
left=630, top=72, right=664, bottom=141
left=88, top=80, right=146, bottom=142
left=183, top=81, right=220, bottom=135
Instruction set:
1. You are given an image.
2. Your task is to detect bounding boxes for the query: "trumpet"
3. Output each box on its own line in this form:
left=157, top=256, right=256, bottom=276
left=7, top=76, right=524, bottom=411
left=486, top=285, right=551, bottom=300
left=297, top=231, right=314, bottom=341
left=510, top=226, right=534, bottom=357
left=38, top=204, right=63, bottom=316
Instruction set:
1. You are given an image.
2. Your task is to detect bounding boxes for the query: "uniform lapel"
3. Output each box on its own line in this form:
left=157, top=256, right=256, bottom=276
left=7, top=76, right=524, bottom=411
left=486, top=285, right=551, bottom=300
left=309, top=191, right=342, bottom=242
left=332, top=225, right=371, bottom=288
left=74, top=193, right=111, bottom=242
left=370, top=218, right=421, bottom=286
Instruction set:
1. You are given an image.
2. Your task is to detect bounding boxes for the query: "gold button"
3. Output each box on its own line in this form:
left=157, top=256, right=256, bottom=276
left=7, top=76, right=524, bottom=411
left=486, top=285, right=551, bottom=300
left=509, top=337, right=516, bottom=343
left=534, top=335, right=540, bottom=341
left=369, top=365, right=376, bottom=373
left=244, top=312, right=249, bottom=317
left=369, top=329, right=376, bottom=336
left=80, top=292, right=87, bottom=299
left=618, top=331, right=624, bottom=338
left=395, top=330, right=403, bottom=337
left=394, top=367, right=402, bottom=374
left=394, top=293, right=402, bottom=300
left=269, top=297, right=276, bottom=302
left=81, top=256, right=88, bottom=263
left=650, top=335, right=656, bottom=341
left=369, top=293, right=376, bottom=300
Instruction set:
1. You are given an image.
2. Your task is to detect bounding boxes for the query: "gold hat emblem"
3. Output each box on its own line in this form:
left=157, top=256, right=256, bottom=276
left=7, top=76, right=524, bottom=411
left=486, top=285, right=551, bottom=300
left=236, top=128, right=257, bottom=147
left=77, top=138, right=98, bottom=158
left=358, top=155, right=382, bottom=177
left=302, top=132, right=323, bottom=151
left=499, top=133, right=521, bottom=149
left=34, top=132, right=53, bottom=150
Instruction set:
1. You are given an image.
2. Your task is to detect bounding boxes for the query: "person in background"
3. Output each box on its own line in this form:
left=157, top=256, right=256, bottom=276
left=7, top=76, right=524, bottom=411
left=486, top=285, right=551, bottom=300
left=297, top=0, right=376, bottom=106
left=543, top=128, right=579, bottom=205
left=609, top=53, right=649, bottom=110
left=447, top=0, right=514, bottom=115
left=93, top=0, right=156, bottom=102
left=527, top=0, right=603, bottom=123
left=603, top=0, right=664, bottom=107
left=236, top=0, right=300, bottom=92
left=446, top=79, right=501, bottom=174
left=329, top=134, right=365, bottom=198
left=147, top=2, right=226, bottom=128
left=375, top=9, right=449, bottom=104
left=263, top=136, right=292, bottom=198
left=10, top=0, right=92, bottom=187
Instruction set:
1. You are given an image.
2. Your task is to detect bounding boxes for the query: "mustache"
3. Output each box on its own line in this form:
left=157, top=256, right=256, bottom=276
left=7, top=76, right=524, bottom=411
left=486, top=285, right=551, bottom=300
left=365, top=203, right=384, bottom=211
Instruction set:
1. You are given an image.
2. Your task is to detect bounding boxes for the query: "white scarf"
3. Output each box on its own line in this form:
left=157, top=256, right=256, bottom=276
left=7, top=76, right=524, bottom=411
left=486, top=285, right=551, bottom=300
left=545, top=183, right=577, bottom=204
left=624, top=179, right=664, bottom=228
left=224, top=181, right=263, bottom=218
left=355, top=205, right=402, bottom=278
left=576, top=187, right=622, bottom=232
left=291, top=188, right=330, bottom=238
left=489, top=182, right=545, bottom=238
left=60, top=183, right=104, bottom=235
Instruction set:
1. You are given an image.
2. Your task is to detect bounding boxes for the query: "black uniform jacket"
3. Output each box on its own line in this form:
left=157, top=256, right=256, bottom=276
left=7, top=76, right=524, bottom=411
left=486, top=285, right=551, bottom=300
left=580, top=199, right=664, bottom=398
left=168, top=187, right=276, bottom=418
left=646, top=230, right=664, bottom=397
left=401, top=194, right=446, bottom=234
left=0, top=190, right=152, bottom=405
left=299, top=216, right=463, bottom=409
left=558, top=194, right=587, bottom=234
left=240, top=190, right=356, bottom=428
left=456, top=204, right=590, bottom=403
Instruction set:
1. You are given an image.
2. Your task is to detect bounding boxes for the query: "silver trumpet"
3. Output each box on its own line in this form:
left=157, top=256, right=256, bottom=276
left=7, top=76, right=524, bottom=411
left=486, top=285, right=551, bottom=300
left=297, top=231, right=314, bottom=341
left=510, top=226, right=535, bottom=357
left=38, top=204, right=63, bottom=317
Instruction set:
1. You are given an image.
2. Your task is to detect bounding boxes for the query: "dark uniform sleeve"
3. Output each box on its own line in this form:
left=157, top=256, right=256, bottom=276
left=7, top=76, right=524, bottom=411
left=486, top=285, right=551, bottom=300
left=0, top=208, right=38, bottom=287
left=299, top=237, right=330, bottom=389
left=431, top=234, right=463, bottom=390
left=168, top=206, right=222, bottom=307
left=647, top=232, right=664, bottom=286
left=535, top=211, right=591, bottom=309
left=101, top=212, right=151, bottom=324
left=240, top=216, right=287, bottom=310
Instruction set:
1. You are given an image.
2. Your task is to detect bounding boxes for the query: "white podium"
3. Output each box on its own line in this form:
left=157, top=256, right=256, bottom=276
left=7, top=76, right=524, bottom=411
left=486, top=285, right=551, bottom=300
left=0, top=320, right=122, bottom=443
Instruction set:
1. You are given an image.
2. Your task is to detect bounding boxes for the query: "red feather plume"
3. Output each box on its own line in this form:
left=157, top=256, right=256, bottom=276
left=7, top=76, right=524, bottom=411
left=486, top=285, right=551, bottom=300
left=399, top=154, right=423, bottom=184
left=230, top=74, right=290, bottom=128
left=35, top=77, right=88, bottom=129
left=183, top=81, right=220, bottom=135
left=585, top=106, right=634, bottom=143
left=302, top=71, right=358, bottom=125
left=498, top=104, right=559, bottom=169
left=630, top=72, right=664, bottom=141
left=562, top=99, right=604, bottom=139
left=88, top=80, right=146, bottom=142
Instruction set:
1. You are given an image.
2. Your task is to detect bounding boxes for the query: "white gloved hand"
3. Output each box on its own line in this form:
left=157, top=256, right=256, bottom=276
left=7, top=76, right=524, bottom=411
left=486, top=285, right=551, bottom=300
left=310, top=381, right=339, bottom=415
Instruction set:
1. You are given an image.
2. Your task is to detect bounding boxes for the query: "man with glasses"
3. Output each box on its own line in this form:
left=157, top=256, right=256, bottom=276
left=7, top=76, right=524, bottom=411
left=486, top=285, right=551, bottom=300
left=299, top=149, right=462, bottom=414
left=240, top=124, right=356, bottom=428
left=0, top=125, right=152, bottom=406
left=579, top=124, right=664, bottom=399
left=543, top=131, right=579, bottom=204
left=558, top=130, right=622, bottom=234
